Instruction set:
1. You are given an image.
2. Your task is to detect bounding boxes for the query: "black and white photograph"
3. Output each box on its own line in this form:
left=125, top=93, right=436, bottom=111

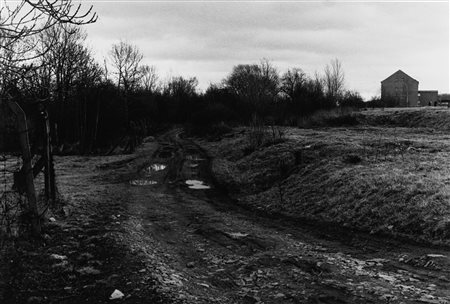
left=0, top=0, right=449, bottom=303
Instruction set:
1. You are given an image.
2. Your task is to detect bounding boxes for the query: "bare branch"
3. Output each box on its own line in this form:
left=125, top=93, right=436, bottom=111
left=109, top=41, right=144, bottom=94
left=0, top=0, right=97, bottom=64
left=324, top=58, right=345, bottom=102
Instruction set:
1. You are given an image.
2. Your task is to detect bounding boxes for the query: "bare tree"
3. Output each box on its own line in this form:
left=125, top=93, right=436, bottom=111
left=1, top=1, right=97, bottom=93
left=281, top=68, right=307, bottom=100
left=225, top=58, right=279, bottom=105
left=0, top=0, right=97, bottom=235
left=139, top=64, right=158, bottom=93
left=163, top=76, right=198, bottom=98
left=25, top=24, right=102, bottom=151
left=37, top=25, right=87, bottom=101
left=109, top=41, right=144, bottom=94
left=259, top=58, right=280, bottom=100
left=324, top=58, right=345, bottom=102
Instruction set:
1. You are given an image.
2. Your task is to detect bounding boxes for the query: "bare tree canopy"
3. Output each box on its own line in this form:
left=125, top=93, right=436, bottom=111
left=163, top=76, right=198, bottom=98
left=225, top=58, right=279, bottom=104
left=0, top=1, right=97, bottom=235
left=109, top=41, right=144, bottom=94
left=139, top=64, right=158, bottom=93
left=0, top=0, right=97, bottom=40
left=0, top=0, right=97, bottom=64
left=281, top=68, right=307, bottom=100
left=323, top=58, right=345, bottom=101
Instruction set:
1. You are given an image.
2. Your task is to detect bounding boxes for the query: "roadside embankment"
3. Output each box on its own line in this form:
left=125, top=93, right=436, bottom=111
left=358, top=107, right=450, bottom=130
left=200, top=123, right=450, bottom=245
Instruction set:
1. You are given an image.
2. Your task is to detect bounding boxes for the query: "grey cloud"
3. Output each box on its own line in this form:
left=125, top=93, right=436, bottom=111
left=84, top=1, right=449, bottom=97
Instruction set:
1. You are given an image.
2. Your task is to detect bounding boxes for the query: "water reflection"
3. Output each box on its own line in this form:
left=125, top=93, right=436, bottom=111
left=130, top=179, right=157, bottom=186
left=186, top=179, right=211, bottom=190
left=145, top=164, right=166, bottom=174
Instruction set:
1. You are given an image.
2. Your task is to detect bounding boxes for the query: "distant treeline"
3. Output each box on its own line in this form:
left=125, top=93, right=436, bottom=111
left=1, top=25, right=368, bottom=154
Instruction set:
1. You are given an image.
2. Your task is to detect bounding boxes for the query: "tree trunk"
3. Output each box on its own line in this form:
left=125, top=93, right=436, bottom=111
left=89, top=96, right=101, bottom=154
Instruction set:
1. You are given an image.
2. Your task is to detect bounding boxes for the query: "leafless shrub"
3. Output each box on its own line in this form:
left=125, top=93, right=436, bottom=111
left=244, top=115, right=286, bottom=155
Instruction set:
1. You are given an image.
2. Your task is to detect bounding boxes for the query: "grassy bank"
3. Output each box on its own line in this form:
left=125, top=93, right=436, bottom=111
left=201, top=109, right=450, bottom=244
left=358, top=107, right=450, bottom=130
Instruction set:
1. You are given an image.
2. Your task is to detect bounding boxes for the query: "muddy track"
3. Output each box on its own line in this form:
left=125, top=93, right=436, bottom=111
left=123, top=130, right=450, bottom=303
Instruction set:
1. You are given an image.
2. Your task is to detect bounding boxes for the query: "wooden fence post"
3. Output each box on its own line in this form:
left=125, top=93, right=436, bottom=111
left=6, top=99, right=41, bottom=235
left=42, top=108, right=56, bottom=204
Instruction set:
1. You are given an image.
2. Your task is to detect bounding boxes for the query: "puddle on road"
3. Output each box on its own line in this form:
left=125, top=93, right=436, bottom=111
left=186, top=179, right=211, bottom=190
left=130, top=163, right=167, bottom=186
left=183, top=150, right=212, bottom=190
left=227, top=232, right=249, bottom=239
left=130, top=179, right=158, bottom=186
left=144, top=164, right=166, bottom=174
left=427, top=254, right=447, bottom=258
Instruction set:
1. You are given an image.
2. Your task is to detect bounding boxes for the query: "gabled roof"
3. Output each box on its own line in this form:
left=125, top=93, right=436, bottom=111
left=381, top=70, right=419, bottom=84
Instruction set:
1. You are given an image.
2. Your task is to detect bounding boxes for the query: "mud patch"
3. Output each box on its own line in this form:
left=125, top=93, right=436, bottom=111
left=208, top=271, right=238, bottom=290
left=194, top=226, right=275, bottom=255
left=154, top=145, right=176, bottom=159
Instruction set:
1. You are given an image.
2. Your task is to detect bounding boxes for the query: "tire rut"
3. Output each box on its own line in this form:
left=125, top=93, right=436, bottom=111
left=123, top=130, right=450, bottom=304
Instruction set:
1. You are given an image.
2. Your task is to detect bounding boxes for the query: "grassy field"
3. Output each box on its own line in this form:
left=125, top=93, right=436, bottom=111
left=202, top=107, right=450, bottom=245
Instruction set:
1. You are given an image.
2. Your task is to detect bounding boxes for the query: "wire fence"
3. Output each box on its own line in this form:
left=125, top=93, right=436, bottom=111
left=0, top=154, right=22, bottom=241
left=0, top=153, right=53, bottom=243
left=1, top=99, right=53, bottom=243
left=0, top=101, right=23, bottom=242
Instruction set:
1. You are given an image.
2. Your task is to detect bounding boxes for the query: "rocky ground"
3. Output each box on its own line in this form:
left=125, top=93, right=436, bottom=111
left=1, top=114, right=450, bottom=303
left=1, top=150, right=170, bottom=303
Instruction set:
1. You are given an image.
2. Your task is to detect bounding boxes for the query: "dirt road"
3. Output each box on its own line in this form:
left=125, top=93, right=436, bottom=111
left=102, top=130, right=450, bottom=303
left=7, top=129, right=448, bottom=303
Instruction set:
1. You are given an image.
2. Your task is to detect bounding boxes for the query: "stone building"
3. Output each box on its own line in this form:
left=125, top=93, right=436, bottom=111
left=439, top=94, right=450, bottom=103
left=418, top=90, right=439, bottom=106
left=381, top=70, right=419, bottom=107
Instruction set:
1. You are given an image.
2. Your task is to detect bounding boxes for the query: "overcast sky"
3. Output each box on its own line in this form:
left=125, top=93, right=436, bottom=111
left=82, top=0, right=449, bottom=99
